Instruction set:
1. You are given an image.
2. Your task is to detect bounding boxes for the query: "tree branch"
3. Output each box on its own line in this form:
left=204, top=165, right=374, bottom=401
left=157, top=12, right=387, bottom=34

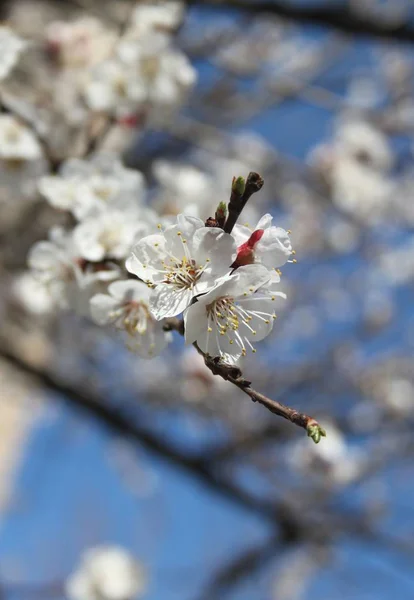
left=189, top=0, right=414, bottom=44
left=0, top=343, right=291, bottom=523
left=163, top=318, right=326, bottom=443
left=224, top=172, right=264, bottom=234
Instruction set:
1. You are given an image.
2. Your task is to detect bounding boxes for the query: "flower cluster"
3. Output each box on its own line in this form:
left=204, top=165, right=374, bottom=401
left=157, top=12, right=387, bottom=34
left=125, top=204, right=293, bottom=361
left=0, top=1, right=196, bottom=167
left=83, top=2, right=196, bottom=124
left=26, top=159, right=293, bottom=362
left=27, top=154, right=176, bottom=357
left=4, top=2, right=292, bottom=364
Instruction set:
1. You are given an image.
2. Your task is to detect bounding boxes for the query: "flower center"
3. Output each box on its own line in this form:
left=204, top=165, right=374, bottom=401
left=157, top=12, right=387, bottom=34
left=113, top=75, right=128, bottom=98
left=98, top=227, right=120, bottom=251
left=163, top=257, right=203, bottom=290
left=141, top=55, right=160, bottom=81
left=111, top=301, right=151, bottom=336
left=205, top=294, right=277, bottom=356
left=207, top=297, right=240, bottom=336
left=93, top=183, right=114, bottom=201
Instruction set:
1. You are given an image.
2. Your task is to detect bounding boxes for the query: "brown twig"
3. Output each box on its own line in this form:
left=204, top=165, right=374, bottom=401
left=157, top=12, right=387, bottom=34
left=163, top=318, right=326, bottom=442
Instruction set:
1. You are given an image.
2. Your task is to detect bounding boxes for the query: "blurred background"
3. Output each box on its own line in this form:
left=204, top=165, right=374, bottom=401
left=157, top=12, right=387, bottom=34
left=1, top=1, right=414, bottom=599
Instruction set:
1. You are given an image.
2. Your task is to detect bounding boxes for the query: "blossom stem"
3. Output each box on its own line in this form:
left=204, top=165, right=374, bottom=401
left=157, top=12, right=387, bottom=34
left=163, top=317, right=325, bottom=442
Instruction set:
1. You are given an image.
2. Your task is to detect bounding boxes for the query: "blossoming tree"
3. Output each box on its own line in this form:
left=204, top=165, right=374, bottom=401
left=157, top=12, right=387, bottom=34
left=1, top=1, right=414, bottom=600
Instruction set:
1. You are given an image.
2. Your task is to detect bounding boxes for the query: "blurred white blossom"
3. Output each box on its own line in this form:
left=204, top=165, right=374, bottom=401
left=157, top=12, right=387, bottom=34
left=39, top=155, right=146, bottom=219
left=84, top=33, right=196, bottom=124
left=90, top=280, right=172, bottom=358
left=130, top=1, right=184, bottom=35
left=288, top=421, right=361, bottom=486
left=0, top=115, right=47, bottom=203
left=0, top=114, right=42, bottom=161
left=45, top=17, right=116, bottom=69
left=73, top=209, right=154, bottom=262
left=0, top=26, right=26, bottom=80
left=28, top=227, right=119, bottom=314
left=66, top=546, right=146, bottom=600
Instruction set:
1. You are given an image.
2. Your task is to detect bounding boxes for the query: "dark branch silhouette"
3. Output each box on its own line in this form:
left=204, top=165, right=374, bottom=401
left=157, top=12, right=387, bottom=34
left=190, top=0, right=414, bottom=43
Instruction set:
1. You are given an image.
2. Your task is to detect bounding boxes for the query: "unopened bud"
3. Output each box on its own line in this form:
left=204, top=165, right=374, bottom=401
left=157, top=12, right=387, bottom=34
left=306, top=420, right=327, bottom=444
left=215, top=201, right=227, bottom=228
left=232, top=176, right=245, bottom=197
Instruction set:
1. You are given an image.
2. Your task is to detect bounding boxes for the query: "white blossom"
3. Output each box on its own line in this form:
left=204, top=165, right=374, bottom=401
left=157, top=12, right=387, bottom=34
left=38, top=155, right=146, bottom=219
left=73, top=209, right=154, bottom=262
left=288, top=421, right=361, bottom=486
left=0, top=115, right=42, bottom=161
left=90, top=280, right=172, bottom=358
left=184, top=264, right=285, bottom=359
left=0, top=26, right=27, bottom=81
left=84, top=33, right=196, bottom=123
left=152, top=157, right=260, bottom=225
left=0, top=115, right=47, bottom=203
left=65, top=546, right=146, bottom=600
left=12, top=272, right=55, bottom=315
left=84, top=57, right=147, bottom=117
left=381, top=378, right=414, bottom=416
left=152, top=160, right=212, bottom=217
left=45, top=17, right=116, bottom=69
left=127, top=214, right=237, bottom=319
left=130, top=1, right=184, bottom=35
left=28, top=227, right=119, bottom=314
left=334, top=119, right=393, bottom=172
left=330, top=157, right=394, bottom=222
left=231, top=213, right=293, bottom=277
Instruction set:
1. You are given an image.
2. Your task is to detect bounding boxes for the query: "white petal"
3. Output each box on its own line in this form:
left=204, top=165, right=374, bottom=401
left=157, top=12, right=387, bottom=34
left=184, top=301, right=207, bottom=345
left=225, top=264, right=270, bottom=298
left=38, top=176, right=76, bottom=210
left=196, top=326, right=240, bottom=358
left=256, top=213, right=273, bottom=230
left=108, top=279, right=151, bottom=303
left=231, top=224, right=252, bottom=247
left=28, top=241, right=58, bottom=270
left=126, top=322, right=171, bottom=359
left=150, top=283, right=193, bottom=319
left=127, top=234, right=167, bottom=282
left=192, top=227, right=237, bottom=268
left=238, top=297, right=276, bottom=341
left=257, top=227, right=292, bottom=268
left=90, top=294, right=119, bottom=325
left=176, top=214, right=204, bottom=236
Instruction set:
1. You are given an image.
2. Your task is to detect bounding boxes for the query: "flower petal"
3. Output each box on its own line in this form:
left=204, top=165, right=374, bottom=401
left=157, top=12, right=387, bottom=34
left=231, top=224, right=252, bottom=247
left=257, top=227, right=292, bottom=268
left=256, top=213, right=273, bottom=230
left=150, top=283, right=193, bottom=319
left=90, top=294, right=119, bottom=325
left=108, top=279, right=151, bottom=303
left=224, top=264, right=270, bottom=298
left=184, top=301, right=207, bottom=345
left=127, top=234, right=168, bottom=282
left=192, top=227, right=236, bottom=268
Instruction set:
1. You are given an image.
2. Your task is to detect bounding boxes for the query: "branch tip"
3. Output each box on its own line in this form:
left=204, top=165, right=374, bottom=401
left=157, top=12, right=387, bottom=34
left=306, top=420, right=326, bottom=444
